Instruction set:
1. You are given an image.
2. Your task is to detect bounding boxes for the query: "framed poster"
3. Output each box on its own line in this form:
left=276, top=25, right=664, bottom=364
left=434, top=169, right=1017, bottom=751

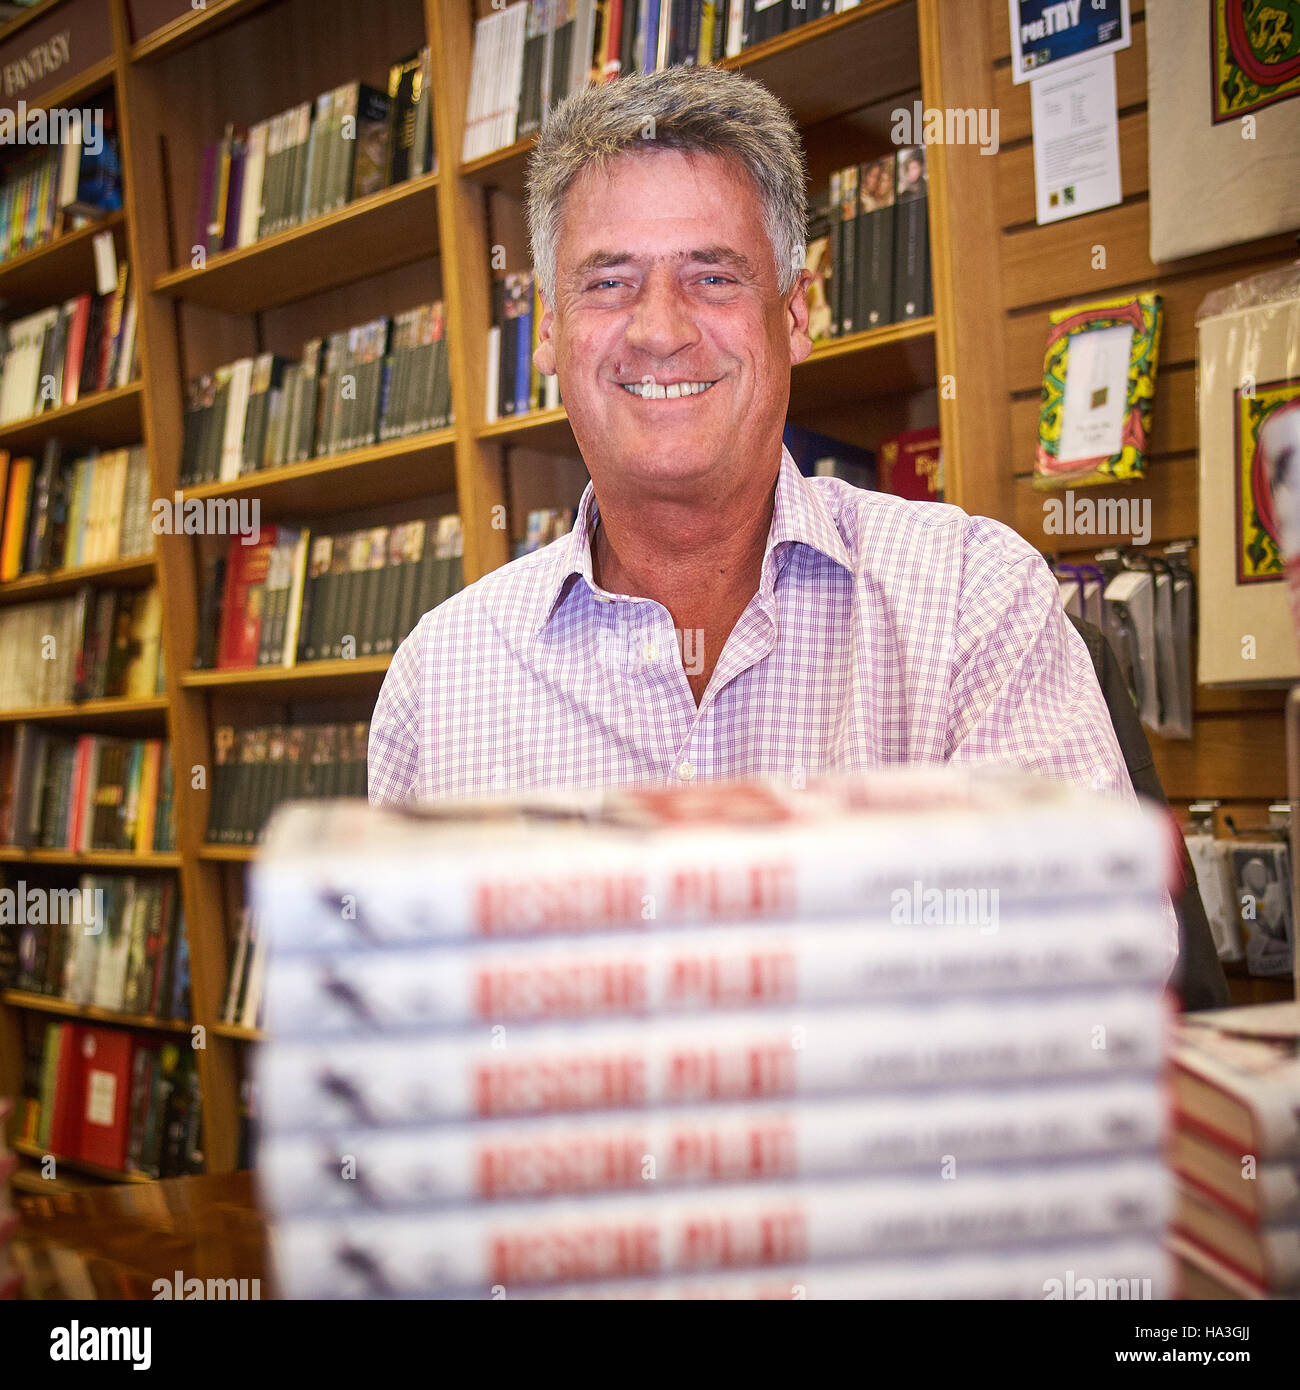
left=1198, top=287, right=1300, bottom=685
left=1148, top=0, right=1300, bottom=262
left=1009, top=0, right=1131, bottom=84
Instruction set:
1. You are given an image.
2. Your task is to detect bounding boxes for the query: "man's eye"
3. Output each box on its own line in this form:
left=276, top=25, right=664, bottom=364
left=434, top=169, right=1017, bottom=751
left=588, top=279, right=627, bottom=291
left=697, top=275, right=735, bottom=287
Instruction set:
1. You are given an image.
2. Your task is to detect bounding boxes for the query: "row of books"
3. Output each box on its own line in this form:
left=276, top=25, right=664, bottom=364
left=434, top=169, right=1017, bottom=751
left=222, top=909, right=269, bottom=1030
left=805, top=148, right=931, bottom=344
left=0, top=444, right=150, bottom=582
left=194, top=50, right=435, bottom=259
left=513, top=507, right=575, bottom=559
left=464, top=0, right=868, bottom=161
left=0, top=728, right=175, bottom=854
left=1167, top=1007, right=1300, bottom=1298
left=17, top=1019, right=201, bottom=1178
left=486, top=270, right=561, bottom=423
left=0, top=585, right=164, bottom=713
left=197, top=516, right=463, bottom=671
left=252, top=768, right=1175, bottom=1298
left=180, top=301, right=452, bottom=486
left=0, top=265, right=138, bottom=425
left=209, top=720, right=370, bottom=847
left=0, top=99, right=123, bottom=266
left=6, top=872, right=187, bottom=1022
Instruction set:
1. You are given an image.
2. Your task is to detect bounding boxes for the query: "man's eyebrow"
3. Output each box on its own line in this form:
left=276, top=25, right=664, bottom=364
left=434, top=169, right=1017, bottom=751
left=569, top=247, right=760, bottom=280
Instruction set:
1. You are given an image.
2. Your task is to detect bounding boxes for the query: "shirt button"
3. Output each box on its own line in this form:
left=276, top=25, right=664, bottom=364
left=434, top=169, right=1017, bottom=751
left=677, top=761, right=695, bottom=782
left=643, top=643, right=657, bottom=661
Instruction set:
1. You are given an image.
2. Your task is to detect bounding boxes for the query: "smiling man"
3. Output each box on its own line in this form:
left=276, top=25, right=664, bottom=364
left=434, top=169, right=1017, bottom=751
left=368, top=67, right=1149, bottom=896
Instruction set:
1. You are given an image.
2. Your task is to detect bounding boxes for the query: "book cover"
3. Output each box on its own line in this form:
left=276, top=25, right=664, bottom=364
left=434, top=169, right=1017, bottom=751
left=878, top=426, right=942, bottom=502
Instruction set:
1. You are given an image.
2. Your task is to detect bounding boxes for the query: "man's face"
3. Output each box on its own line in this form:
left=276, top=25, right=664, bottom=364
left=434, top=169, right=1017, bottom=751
left=535, top=148, right=811, bottom=501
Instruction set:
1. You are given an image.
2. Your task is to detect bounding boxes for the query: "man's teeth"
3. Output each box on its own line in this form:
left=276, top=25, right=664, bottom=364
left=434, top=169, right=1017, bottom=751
left=621, top=380, right=715, bottom=399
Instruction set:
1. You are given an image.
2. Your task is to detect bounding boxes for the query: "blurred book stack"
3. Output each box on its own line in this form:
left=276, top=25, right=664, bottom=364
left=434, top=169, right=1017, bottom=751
left=252, top=768, right=1176, bottom=1299
left=1168, top=1003, right=1300, bottom=1299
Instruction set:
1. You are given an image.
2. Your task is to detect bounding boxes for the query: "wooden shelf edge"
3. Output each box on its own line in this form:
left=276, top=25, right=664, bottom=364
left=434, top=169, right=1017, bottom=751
left=11, top=1137, right=154, bottom=1183
left=0, top=382, right=142, bottom=449
left=180, top=656, right=391, bottom=688
left=128, top=0, right=275, bottom=63
left=151, top=173, right=442, bottom=301
left=180, top=429, right=458, bottom=501
left=210, top=1021, right=264, bottom=1042
left=0, top=0, right=63, bottom=46
left=0, top=210, right=127, bottom=296
left=2, top=990, right=190, bottom=1033
left=804, top=315, right=936, bottom=365
left=477, top=405, right=570, bottom=441
left=0, top=847, right=179, bottom=866
left=0, top=695, right=169, bottom=725
left=197, top=844, right=258, bottom=862
left=0, top=553, right=154, bottom=602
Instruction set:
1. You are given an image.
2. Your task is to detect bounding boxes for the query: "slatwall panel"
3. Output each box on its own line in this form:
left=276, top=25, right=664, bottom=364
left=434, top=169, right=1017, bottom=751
left=969, top=0, right=1287, bottom=804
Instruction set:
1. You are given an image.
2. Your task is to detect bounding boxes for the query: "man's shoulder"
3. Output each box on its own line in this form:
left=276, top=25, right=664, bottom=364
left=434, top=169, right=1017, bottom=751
left=411, top=542, right=567, bottom=647
left=805, top=476, right=1041, bottom=576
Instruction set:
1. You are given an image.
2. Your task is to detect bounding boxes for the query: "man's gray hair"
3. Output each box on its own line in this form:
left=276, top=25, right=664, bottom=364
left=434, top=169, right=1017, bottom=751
left=526, top=66, right=807, bottom=304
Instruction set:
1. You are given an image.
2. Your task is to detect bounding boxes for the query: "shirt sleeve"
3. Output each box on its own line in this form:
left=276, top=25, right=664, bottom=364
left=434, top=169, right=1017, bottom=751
left=367, top=622, right=423, bottom=806
left=946, top=518, right=1180, bottom=974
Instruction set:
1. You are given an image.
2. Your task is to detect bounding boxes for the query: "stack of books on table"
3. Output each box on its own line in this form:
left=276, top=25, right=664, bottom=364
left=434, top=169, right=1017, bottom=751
left=1167, top=1002, right=1300, bottom=1299
left=253, top=767, right=1177, bottom=1299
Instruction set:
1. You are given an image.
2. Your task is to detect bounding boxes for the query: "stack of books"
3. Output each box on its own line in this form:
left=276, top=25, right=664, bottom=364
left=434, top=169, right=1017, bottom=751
left=208, top=720, right=370, bottom=846
left=485, top=269, right=560, bottom=422
left=0, top=585, right=164, bottom=712
left=0, top=444, right=152, bottom=581
left=0, top=267, right=138, bottom=424
left=1167, top=1003, right=1300, bottom=1299
left=193, top=51, right=435, bottom=259
left=0, top=728, right=174, bottom=853
left=253, top=767, right=1175, bottom=1299
left=180, top=302, right=451, bottom=486
left=513, top=508, right=574, bottom=559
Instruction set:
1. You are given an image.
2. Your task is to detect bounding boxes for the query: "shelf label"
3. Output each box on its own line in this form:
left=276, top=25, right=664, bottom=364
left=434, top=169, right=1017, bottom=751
left=0, top=0, right=113, bottom=116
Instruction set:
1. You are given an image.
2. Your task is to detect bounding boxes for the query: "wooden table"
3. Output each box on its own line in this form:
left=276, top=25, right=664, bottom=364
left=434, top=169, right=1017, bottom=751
left=10, top=1171, right=270, bottom=1299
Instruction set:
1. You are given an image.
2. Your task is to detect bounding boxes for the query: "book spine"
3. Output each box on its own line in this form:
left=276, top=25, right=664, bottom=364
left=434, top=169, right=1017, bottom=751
left=270, top=1155, right=1170, bottom=1297
left=259, top=990, right=1167, bottom=1130
left=265, top=912, right=1171, bottom=1037
left=259, top=1074, right=1163, bottom=1212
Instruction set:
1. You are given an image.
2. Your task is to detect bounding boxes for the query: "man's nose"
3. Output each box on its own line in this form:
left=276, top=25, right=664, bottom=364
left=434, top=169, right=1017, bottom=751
left=623, top=271, right=700, bottom=362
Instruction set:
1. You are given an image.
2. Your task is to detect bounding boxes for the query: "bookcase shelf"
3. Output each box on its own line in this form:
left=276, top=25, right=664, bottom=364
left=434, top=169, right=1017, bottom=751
left=0, top=847, right=180, bottom=868
left=0, top=383, right=143, bottom=454
left=477, top=404, right=572, bottom=449
left=11, top=1136, right=154, bottom=1183
left=180, top=655, right=391, bottom=696
left=180, top=429, right=458, bottom=521
left=2, top=991, right=190, bottom=1035
left=0, top=0, right=63, bottom=44
left=0, top=211, right=129, bottom=315
left=210, top=1021, right=264, bottom=1043
left=0, top=553, right=154, bottom=607
left=152, top=172, right=442, bottom=314
left=128, top=0, right=280, bottom=63
left=0, top=695, right=169, bottom=730
left=197, top=844, right=258, bottom=862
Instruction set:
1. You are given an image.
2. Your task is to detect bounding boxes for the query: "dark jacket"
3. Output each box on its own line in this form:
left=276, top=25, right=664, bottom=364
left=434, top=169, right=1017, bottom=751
left=1068, top=614, right=1230, bottom=1011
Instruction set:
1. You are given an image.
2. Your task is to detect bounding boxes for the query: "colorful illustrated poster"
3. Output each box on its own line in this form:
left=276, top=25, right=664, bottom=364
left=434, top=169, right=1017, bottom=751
left=1236, top=377, right=1300, bottom=583
left=1148, top=1, right=1300, bottom=261
left=1212, top=0, right=1300, bottom=121
left=1033, top=292, right=1162, bottom=491
left=1009, top=0, right=1131, bottom=84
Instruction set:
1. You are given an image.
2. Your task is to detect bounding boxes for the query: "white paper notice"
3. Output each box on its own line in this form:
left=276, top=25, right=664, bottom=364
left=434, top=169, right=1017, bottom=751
left=85, top=1069, right=117, bottom=1127
left=1030, top=53, right=1122, bottom=225
left=1057, top=322, right=1133, bottom=463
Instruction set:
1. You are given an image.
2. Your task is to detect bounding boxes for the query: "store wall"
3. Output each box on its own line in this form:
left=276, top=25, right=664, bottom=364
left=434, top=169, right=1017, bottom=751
left=947, top=0, right=1293, bottom=821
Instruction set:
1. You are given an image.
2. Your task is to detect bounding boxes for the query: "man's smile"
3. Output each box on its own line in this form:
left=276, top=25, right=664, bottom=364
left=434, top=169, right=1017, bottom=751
left=617, top=379, right=719, bottom=399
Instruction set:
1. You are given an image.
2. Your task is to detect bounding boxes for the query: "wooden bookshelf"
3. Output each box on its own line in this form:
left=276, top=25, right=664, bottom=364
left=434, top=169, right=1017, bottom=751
left=152, top=172, right=442, bottom=313
left=0, top=382, right=143, bottom=454
left=2, top=990, right=190, bottom=1033
left=12, top=1136, right=154, bottom=1183
left=0, top=553, right=154, bottom=605
left=0, top=0, right=972, bottom=1185
left=0, top=847, right=180, bottom=867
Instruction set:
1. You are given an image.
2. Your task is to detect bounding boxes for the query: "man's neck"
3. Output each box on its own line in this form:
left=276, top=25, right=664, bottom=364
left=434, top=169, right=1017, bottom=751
left=590, top=465, right=779, bottom=703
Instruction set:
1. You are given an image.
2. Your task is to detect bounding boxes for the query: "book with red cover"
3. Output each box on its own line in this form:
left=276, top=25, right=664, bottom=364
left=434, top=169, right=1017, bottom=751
left=75, top=1025, right=136, bottom=1170
left=61, top=295, right=92, bottom=407
left=46, top=1022, right=87, bottom=1158
left=878, top=427, right=942, bottom=502
left=217, top=527, right=278, bottom=669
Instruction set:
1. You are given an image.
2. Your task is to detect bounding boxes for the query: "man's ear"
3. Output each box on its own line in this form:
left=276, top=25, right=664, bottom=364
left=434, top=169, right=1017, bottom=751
left=534, top=289, right=557, bottom=377
left=786, top=266, right=813, bottom=367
